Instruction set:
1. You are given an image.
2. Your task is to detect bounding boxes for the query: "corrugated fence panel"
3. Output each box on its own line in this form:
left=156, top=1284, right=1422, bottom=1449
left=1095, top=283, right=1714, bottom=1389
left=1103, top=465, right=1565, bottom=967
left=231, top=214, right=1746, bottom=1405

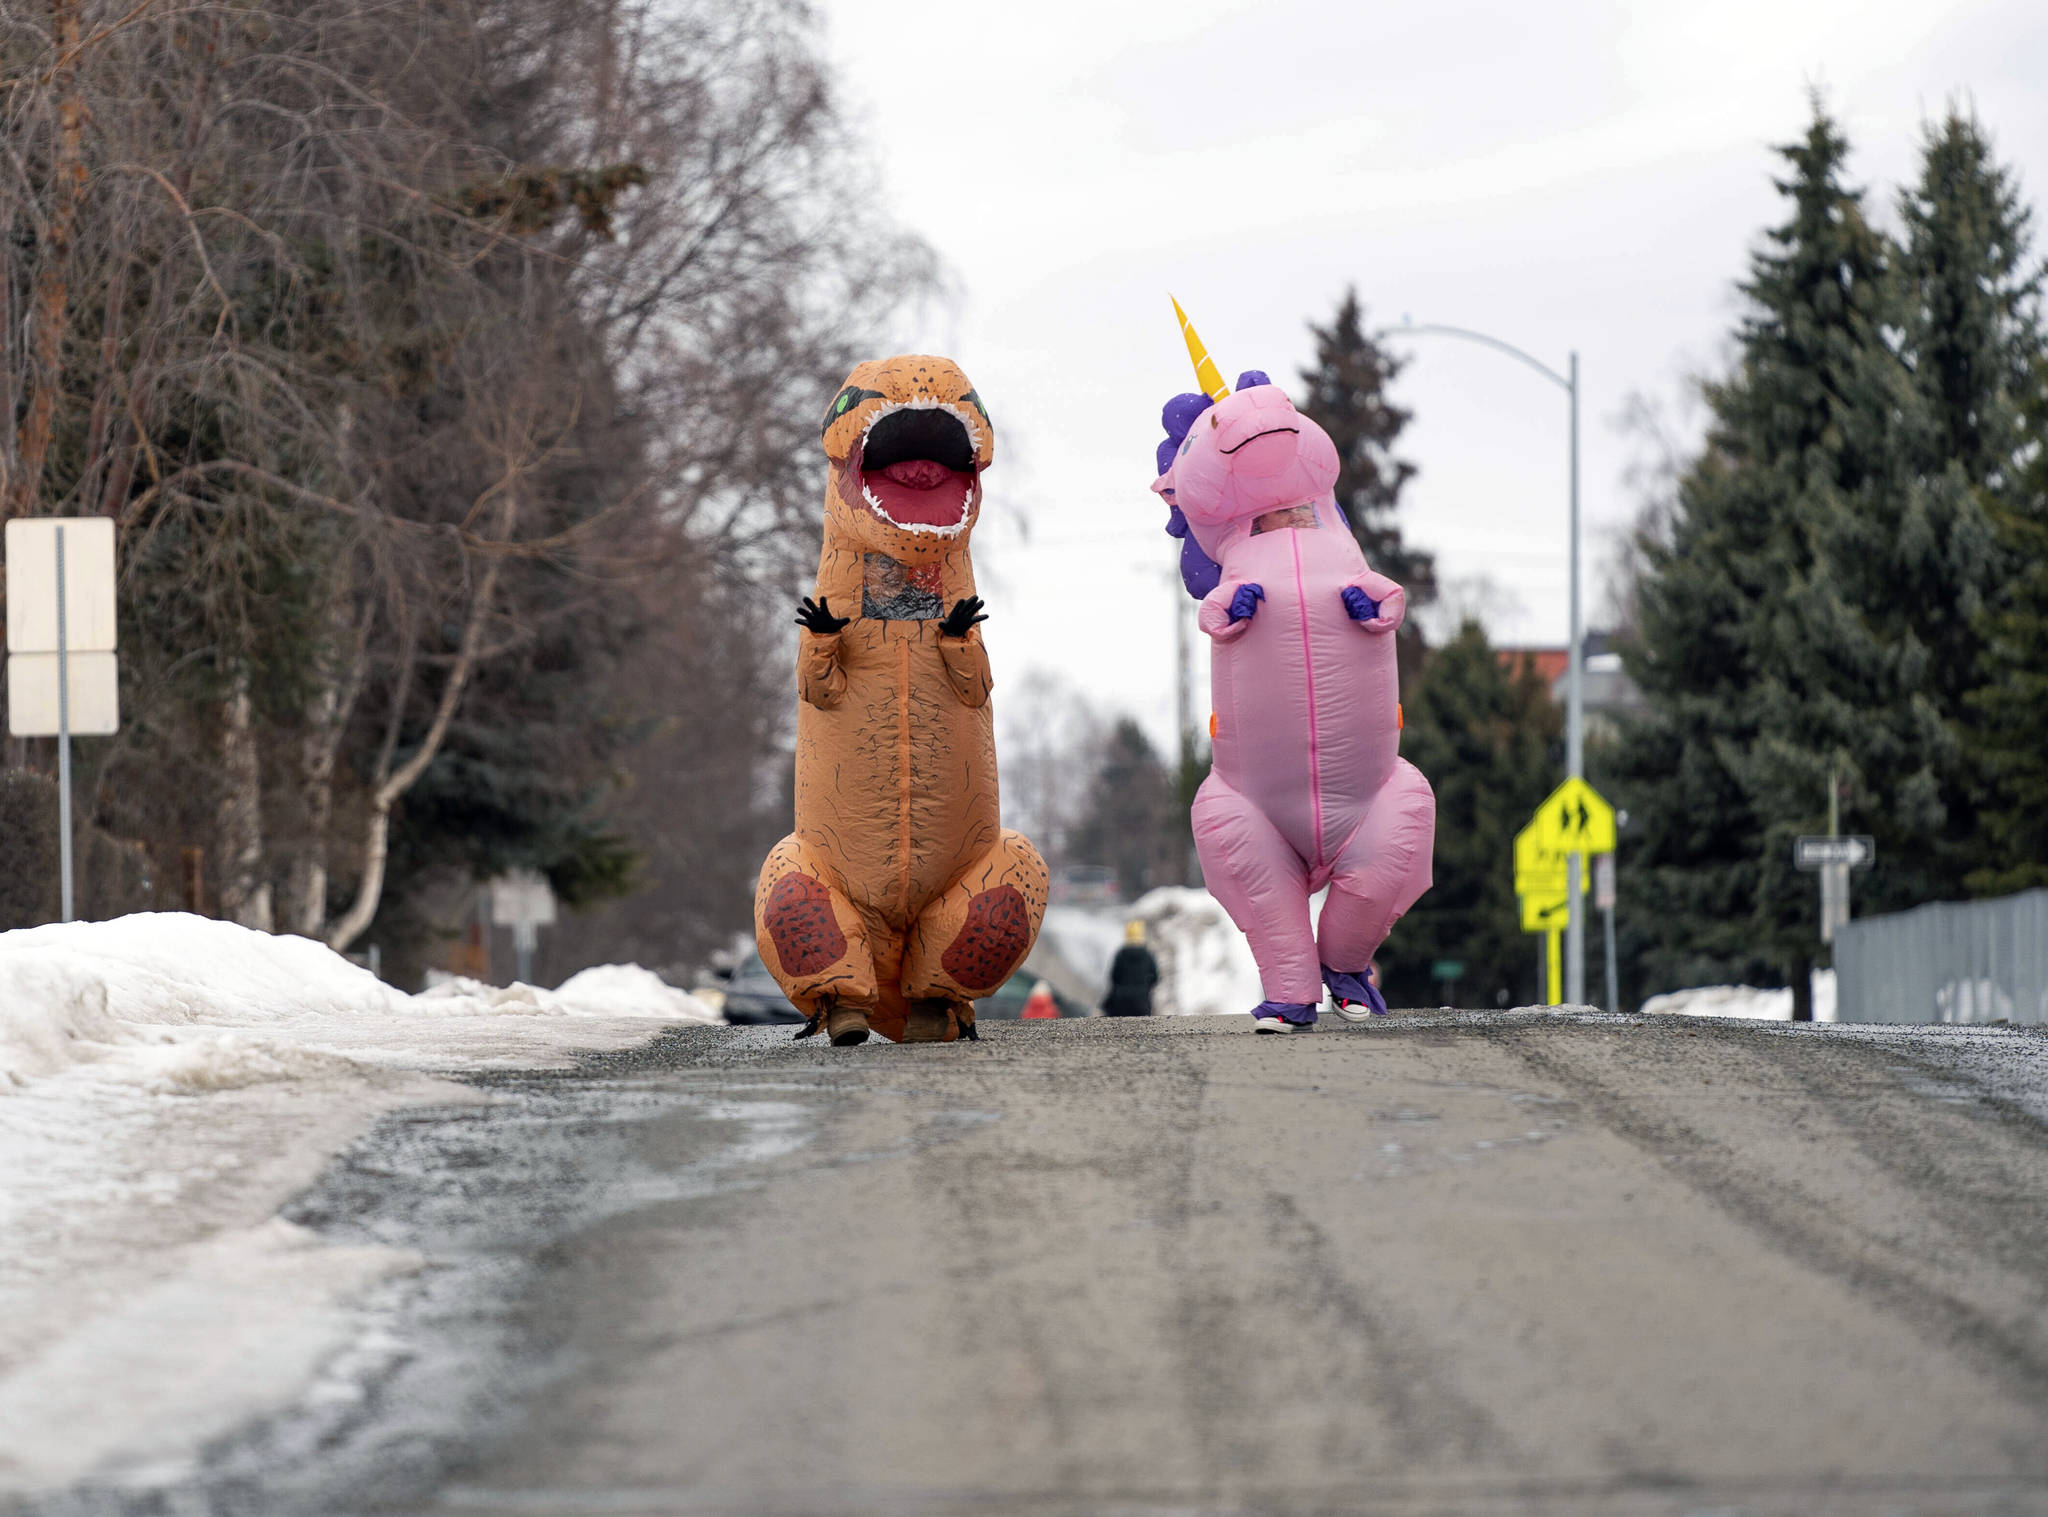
left=1835, top=889, right=2048, bottom=1024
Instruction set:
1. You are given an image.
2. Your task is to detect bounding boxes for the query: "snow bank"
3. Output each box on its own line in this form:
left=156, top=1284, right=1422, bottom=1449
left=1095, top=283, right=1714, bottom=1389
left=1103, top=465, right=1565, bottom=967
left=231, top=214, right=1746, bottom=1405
left=419, top=963, right=719, bottom=1023
left=0, top=913, right=402, bottom=1086
left=0, top=914, right=716, bottom=1090
left=1127, top=886, right=1267, bottom=1017
left=0, top=913, right=714, bottom=1494
left=1641, top=969, right=1837, bottom=1022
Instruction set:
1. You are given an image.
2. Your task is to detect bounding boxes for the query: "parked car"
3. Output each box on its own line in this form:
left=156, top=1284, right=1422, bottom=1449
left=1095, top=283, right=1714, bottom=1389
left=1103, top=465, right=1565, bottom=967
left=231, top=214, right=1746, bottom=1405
left=720, top=949, right=806, bottom=1025
left=975, top=973, right=1093, bottom=1022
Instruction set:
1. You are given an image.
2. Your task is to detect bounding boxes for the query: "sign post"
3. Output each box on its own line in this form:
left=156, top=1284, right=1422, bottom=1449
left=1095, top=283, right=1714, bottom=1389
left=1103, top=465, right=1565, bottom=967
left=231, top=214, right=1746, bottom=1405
left=1515, top=777, right=1615, bottom=1006
left=1594, top=851, right=1618, bottom=1014
left=1430, top=958, right=1465, bottom=1008
left=6, top=518, right=120, bottom=923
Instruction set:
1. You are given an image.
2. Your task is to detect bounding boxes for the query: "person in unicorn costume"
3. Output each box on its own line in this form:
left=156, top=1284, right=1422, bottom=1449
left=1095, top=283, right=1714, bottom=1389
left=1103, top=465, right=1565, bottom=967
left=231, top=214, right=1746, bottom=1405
left=1153, top=300, right=1436, bottom=1032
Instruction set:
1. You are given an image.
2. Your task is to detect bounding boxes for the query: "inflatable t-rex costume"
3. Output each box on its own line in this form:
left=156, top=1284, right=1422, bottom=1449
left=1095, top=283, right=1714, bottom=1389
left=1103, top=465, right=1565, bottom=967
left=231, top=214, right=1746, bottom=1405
left=754, top=356, right=1048, bottom=1046
left=1152, top=303, right=1436, bottom=1031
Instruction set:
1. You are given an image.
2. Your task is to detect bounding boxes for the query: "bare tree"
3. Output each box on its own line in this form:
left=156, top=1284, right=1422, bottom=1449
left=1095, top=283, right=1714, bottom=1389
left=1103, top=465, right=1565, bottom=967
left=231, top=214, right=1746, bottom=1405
left=2, top=0, right=930, bottom=968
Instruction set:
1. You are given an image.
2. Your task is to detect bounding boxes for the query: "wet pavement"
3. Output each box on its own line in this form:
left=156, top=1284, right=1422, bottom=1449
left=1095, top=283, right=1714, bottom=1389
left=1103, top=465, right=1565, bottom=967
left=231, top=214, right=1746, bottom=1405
left=17, top=1011, right=2048, bottom=1517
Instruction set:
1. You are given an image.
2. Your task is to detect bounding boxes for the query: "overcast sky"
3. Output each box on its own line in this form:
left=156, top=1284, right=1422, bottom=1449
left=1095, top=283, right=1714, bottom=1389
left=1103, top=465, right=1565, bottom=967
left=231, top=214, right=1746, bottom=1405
left=823, top=0, right=2048, bottom=756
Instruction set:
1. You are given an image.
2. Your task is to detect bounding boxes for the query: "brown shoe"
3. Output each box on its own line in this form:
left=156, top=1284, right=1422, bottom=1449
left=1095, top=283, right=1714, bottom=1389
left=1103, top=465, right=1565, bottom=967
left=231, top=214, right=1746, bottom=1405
left=825, top=1003, right=870, bottom=1047
left=902, top=998, right=958, bottom=1043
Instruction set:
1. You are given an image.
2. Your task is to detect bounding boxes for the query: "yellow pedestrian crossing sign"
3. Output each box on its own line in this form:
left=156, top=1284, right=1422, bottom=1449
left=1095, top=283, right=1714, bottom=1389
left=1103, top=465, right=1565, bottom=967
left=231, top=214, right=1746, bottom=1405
left=1513, top=777, right=1616, bottom=1006
left=1532, top=776, right=1616, bottom=855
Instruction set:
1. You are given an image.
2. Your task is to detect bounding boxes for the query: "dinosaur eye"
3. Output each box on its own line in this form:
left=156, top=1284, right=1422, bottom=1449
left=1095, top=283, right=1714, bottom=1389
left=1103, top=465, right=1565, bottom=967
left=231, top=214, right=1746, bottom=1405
left=823, top=386, right=887, bottom=435
left=1208, top=412, right=1219, bottom=429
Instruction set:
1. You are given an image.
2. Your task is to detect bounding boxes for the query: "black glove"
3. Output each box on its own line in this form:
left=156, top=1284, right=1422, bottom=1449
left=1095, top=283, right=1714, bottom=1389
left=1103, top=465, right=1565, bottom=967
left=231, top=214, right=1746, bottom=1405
left=795, top=596, right=849, bottom=635
left=939, top=596, right=987, bottom=638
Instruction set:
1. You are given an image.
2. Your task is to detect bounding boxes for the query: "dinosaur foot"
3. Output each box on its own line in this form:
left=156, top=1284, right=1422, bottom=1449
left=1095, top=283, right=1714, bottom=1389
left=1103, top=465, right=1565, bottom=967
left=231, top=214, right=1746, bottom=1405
left=825, top=1003, right=871, bottom=1047
left=904, top=997, right=973, bottom=1044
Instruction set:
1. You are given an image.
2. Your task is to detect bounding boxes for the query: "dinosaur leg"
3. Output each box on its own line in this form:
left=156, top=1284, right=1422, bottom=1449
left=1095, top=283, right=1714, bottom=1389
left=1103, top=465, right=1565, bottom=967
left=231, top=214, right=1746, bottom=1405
left=1316, top=759, right=1437, bottom=999
left=1191, top=772, right=1320, bottom=1007
left=899, top=830, right=1050, bottom=1042
left=754, top=835, right=879, bottom=1043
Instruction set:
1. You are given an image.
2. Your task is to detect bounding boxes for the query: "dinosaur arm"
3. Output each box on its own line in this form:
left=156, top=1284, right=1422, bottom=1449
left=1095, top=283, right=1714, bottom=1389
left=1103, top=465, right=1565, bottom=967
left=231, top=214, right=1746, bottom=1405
left=799, top=631, right=849, bottom=708
left=1198, top=583, right=1256, bottom=643
left=1343, top=571, right=1406, bottom=635
left=938, top=628, right=993, bottom=708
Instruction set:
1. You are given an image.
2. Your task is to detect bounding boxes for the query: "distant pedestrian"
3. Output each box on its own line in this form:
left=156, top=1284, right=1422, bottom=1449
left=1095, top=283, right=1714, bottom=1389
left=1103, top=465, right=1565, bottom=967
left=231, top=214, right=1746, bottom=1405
left=1102, top=921, right=1160, bottom=1017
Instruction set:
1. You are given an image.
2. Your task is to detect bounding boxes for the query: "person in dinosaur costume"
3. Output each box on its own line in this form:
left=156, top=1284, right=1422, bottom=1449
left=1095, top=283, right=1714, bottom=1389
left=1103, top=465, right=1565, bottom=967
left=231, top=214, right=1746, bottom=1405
left=754, top=355, right=1048, bottom=1046
left=1151, top=301, right=1436, bottom=1032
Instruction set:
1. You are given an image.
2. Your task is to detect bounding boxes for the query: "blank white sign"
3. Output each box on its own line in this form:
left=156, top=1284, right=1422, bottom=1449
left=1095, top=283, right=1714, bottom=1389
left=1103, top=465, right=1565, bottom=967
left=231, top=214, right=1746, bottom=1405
left=490, top=870, right=557, bottom=927
left=5, top=517, right=118, bottom=654
left=6, top=651, right=120, bottom=736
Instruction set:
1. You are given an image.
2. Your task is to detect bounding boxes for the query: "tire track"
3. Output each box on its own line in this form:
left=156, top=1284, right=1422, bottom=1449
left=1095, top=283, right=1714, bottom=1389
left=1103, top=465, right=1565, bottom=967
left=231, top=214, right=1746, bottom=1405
left=1499, top=1022, right=2048, bottom=1420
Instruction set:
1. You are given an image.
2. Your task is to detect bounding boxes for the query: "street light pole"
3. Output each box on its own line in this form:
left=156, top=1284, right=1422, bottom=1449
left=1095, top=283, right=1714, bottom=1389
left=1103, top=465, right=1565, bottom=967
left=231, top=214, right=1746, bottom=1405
left=1565, top=349, right=1585, bottom=1005
left=1378, top=320, right=1585, bottom=1002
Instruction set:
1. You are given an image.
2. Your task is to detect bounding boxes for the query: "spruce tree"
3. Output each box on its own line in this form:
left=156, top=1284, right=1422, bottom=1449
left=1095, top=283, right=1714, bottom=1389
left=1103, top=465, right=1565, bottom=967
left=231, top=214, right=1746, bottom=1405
left=1966, top=351, right=2048, bottom=893
left=1888, top=109, right=2048, bottom=898
left=1888, top=110, right=2042, bottom=897
left=1615, top=104, right=1915, bottom=1018
left=1898, top=111, right=2042, bottom=489
left=1382, top=622, right=1561, bottom=1007
left=1298, top=289, right=1434, bottom=607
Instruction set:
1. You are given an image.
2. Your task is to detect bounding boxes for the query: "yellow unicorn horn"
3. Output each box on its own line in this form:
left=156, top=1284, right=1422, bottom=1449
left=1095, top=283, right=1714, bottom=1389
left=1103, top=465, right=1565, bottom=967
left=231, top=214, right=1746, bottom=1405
left=1171, top=296, right=1231, bottom=403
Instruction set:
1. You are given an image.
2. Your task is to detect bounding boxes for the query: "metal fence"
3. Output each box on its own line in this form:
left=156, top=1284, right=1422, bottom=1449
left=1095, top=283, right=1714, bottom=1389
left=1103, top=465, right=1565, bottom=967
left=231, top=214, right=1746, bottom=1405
left=1834, top=889, right=2048, bottom=1025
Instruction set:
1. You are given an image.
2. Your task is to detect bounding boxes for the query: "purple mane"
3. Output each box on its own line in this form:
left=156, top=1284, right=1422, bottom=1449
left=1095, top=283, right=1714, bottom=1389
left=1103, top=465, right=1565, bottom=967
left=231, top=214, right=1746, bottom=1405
left=1156, top=371, right=1269, bottom=598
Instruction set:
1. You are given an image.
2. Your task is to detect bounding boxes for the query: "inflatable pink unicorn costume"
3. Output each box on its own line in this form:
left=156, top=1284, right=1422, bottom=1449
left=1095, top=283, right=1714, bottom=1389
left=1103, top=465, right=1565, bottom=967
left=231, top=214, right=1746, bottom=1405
left=1153, top=302, right=1436, bottom=1031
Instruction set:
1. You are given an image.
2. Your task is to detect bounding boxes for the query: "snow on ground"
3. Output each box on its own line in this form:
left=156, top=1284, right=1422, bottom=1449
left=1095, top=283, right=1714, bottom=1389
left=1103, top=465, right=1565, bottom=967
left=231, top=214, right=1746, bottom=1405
left=1641, top=969, right=1837, bottom=1023
left=0, top=913, right=713, bottom=1494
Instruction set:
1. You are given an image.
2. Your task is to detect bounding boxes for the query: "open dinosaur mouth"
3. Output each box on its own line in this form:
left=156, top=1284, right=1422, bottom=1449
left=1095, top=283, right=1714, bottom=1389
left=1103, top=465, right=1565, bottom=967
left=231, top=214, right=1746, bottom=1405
left=845, top=400, right=981, bottom=535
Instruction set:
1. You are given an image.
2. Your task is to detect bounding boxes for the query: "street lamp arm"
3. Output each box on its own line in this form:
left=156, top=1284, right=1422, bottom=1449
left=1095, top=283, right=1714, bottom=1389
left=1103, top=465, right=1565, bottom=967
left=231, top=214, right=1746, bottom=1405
left=1374, top=321, right=1572, bottom=394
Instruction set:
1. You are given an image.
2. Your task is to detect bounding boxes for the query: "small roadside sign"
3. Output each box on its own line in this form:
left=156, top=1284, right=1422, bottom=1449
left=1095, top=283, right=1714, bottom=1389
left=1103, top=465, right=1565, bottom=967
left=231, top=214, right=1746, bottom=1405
left=1514, top=777, right=1616, bottom=1007
left=1795, top=835, right=1874, bottom=870
left=490, top=870, right=557, bottom=985
left=1593, top=852, right=1615, bottom=911
left=490, top=870, right=557, bottom=928
left=5, top=517, right=117, bottom=655
left=4, top=517, right=120, bottom=925
left=6, top=650, right=118, bottom=735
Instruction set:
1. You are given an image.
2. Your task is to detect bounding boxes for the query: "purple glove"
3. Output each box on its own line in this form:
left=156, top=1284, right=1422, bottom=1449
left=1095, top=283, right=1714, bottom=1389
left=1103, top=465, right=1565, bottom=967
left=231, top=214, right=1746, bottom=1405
left=1228, top=583, right=1265, bottom=624
left=1341, top=585, right=1380, bottom=622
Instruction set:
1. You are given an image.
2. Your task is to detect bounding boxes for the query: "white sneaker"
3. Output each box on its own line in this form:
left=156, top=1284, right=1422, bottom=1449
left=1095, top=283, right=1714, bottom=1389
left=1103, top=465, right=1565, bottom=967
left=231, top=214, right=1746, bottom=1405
left=1253, top=1015, right=1315, bottom=1034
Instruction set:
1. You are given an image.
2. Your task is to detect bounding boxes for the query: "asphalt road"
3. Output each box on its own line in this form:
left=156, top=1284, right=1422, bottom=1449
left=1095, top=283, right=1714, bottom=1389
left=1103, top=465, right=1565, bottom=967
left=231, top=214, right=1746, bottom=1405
left=43, top=1011, right=2048, bottom=1517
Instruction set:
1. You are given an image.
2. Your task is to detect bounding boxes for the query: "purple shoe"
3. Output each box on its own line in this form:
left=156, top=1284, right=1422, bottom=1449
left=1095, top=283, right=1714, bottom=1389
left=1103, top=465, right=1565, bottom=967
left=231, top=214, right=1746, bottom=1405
left=1252, top=999, right=1319, bottom=1033
left=1323, top=966, right=1388, bottom=1023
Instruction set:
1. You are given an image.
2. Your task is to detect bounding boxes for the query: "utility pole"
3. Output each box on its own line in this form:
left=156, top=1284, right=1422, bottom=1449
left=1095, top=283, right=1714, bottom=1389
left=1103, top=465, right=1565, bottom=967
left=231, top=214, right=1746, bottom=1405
left=1564, top=351, right=1585, bottom=1006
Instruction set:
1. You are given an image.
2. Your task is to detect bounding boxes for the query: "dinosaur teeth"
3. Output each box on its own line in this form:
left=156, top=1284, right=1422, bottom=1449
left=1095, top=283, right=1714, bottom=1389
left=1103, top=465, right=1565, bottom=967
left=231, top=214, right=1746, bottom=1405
left=859, top=398, right=983, bottom=459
